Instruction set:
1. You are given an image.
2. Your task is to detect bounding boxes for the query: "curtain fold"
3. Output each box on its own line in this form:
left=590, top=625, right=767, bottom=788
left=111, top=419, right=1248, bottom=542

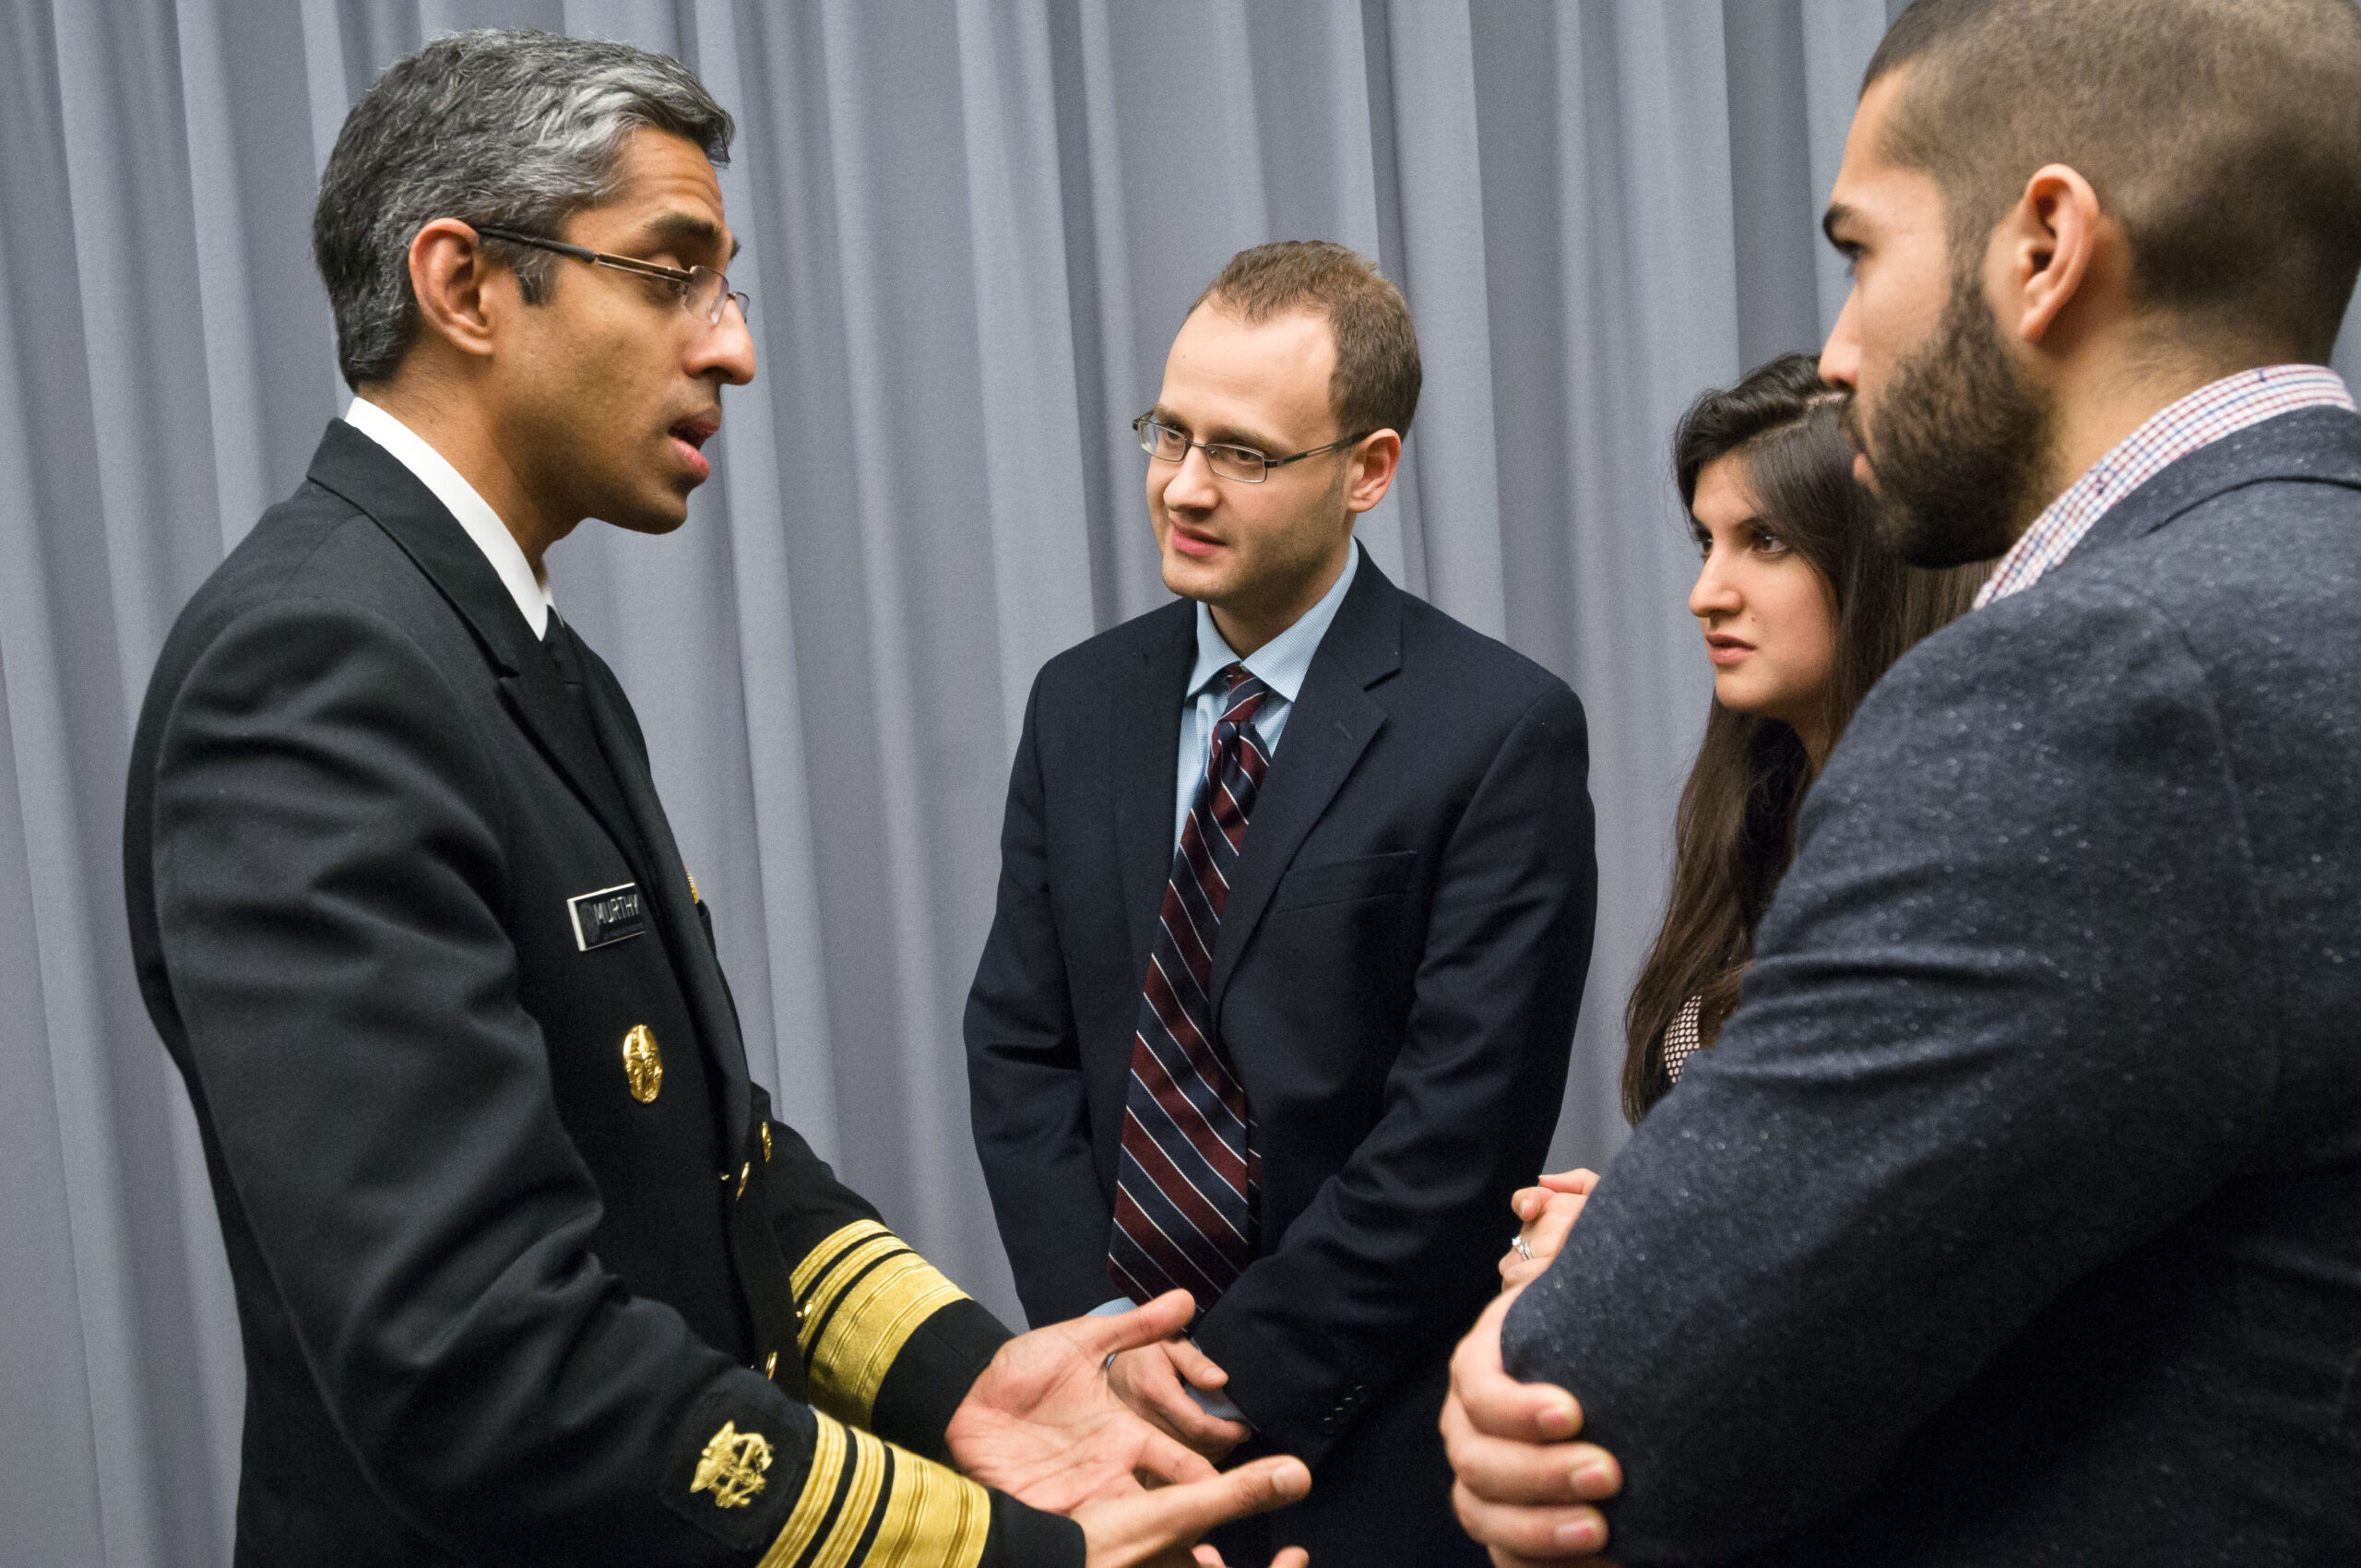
left=19, top=4, right=2355, bottom=1563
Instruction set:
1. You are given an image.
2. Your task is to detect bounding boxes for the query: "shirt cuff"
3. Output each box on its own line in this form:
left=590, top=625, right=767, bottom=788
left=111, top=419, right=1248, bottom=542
left=1182, top=1377, right=1249, bottom=1425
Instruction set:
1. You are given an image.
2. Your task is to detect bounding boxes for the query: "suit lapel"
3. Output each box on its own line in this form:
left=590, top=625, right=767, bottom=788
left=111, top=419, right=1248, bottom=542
left=1113, top=604, right=1198, bottom=990
left=306, top=422, right=651, bottom=889
left=1208, top=560, right=1403, bottom=1017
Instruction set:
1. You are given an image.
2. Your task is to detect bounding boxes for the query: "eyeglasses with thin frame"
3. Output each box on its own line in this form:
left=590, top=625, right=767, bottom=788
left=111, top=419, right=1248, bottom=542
left=474, top=225, right=751, bottom=327
left=1133, top=414, right=1373, bottom=483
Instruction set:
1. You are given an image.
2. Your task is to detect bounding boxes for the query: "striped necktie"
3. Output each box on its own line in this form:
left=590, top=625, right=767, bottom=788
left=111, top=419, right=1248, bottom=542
left=1108, top=663, right=1270, bottom=1312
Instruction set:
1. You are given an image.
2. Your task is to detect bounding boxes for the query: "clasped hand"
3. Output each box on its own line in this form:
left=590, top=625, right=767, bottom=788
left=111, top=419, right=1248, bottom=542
left=943, top=1289, right=1308, bottom=1567
left=1498, top=1167, right=1597, bottom=1292
left=1441, top=1168, right=1623, bottom=1566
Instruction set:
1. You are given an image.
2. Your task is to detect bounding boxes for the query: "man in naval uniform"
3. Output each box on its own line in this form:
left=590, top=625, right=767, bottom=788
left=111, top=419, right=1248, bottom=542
left=122, top=30, right=1305, bottom=1568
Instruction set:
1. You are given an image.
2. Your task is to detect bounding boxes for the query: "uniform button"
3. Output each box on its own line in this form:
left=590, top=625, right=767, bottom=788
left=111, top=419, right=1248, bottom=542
left=763, top=1350, right=778, bottom=1380
left=620, top=1024, right=662, bottom=1103
left=760, top=1123, right=773, bottom=1162
left=735, top=1161, right=751, bottom=1198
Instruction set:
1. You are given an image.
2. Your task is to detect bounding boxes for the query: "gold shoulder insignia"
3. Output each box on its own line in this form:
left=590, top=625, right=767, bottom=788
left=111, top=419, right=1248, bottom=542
left=691, top=1420, right=772, bottom=1509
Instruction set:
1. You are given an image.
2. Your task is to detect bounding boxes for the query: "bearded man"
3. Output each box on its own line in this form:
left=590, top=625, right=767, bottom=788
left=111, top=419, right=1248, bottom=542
left=1442, top=0, right=2361, bottom=1562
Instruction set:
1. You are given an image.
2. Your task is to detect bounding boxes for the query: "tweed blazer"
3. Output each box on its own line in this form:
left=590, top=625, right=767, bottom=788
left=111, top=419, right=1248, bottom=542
left=1505, top=406, right=2361, bottom=1566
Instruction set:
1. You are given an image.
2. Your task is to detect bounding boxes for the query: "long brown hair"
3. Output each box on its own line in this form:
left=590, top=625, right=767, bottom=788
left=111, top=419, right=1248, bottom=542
left=1622, top=353, right=1984, bottom=1122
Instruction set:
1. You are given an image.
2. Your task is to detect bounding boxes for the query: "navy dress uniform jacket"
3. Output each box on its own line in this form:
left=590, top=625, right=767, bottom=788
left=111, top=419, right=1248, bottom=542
left=966, top=559, right=1596, bottom=1564
left=124, top=422, right=1082, bottom=1567
left=1504, top=406, right=2361, bottom=1565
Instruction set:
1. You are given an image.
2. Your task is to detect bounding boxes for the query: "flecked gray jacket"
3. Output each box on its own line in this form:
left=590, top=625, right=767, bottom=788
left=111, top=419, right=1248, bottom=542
left=1506, top=405, right=2361, bottom=1566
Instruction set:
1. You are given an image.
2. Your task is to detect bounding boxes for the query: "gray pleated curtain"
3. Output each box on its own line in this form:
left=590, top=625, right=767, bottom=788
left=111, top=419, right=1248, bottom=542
left=11, top=3, right=2355, bottom=1563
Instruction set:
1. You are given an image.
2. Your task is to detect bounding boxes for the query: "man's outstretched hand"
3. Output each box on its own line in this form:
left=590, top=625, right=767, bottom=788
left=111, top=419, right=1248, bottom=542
left=1074, top=1455, right=1311, bottom=1568
left=1442, top=1292, right=1623, bottom=1566
left=944, top=1290, right=1227, bottom=1513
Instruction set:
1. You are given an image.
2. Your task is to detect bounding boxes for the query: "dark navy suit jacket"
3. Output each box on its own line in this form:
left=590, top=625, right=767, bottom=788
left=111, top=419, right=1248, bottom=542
left=1505, top=406, right=2361, bottom=1565
left=967, top=558, right=1596, bottom=1562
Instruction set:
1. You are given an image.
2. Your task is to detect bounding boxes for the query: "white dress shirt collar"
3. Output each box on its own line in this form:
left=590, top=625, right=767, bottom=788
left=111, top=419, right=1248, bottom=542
left=343, top=396, right=554, bottom=639
left=1184, top=539, right=1363, bottom=706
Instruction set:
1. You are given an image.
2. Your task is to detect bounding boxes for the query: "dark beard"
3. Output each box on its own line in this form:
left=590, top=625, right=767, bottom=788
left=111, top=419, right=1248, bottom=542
left=1854, top=276, right=2056, bottom=569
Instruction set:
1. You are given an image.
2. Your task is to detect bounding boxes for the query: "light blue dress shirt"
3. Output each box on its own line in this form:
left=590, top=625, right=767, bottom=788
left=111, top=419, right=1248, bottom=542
left=1095, top=540, right=1363, bottom=1427
left=1171, top=540, right=1362, bottom=847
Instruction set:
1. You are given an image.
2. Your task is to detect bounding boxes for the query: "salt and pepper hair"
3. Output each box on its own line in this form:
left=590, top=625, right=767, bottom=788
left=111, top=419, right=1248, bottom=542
left=313, top=29, right=733, bottom=388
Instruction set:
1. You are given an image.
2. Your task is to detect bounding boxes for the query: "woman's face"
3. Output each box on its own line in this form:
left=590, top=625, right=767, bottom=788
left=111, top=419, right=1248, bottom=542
left=1688, top=454, right=1838, bottom=751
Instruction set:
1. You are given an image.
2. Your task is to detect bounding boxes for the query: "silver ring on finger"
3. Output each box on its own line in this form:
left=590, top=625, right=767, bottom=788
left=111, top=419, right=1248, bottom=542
left=1513, top=1235, right=1536, bottom=1263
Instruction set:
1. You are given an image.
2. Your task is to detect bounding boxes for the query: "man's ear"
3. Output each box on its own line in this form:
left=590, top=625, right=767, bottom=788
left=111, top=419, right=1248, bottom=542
left=406, top=219, right=507, bottom=361
left=1344, top=430, right=1403, bottom=516
left=1994, top=163, right=2106, bottom=347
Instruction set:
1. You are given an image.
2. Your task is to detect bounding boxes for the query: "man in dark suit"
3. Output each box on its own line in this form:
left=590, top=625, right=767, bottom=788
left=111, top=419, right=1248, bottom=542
left=124, top=30, right=1307, bottom=1568
left=1445, top=1, right=2361, bottom=1562
left=966, top=242, right=1597, bottom=1566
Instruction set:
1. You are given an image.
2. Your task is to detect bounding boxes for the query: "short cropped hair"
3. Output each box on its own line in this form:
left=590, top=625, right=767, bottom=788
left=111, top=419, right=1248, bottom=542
left=314, top=29, right=733, bottom=388
left=1866, top=0, right=2361, bottom=360
left=1193, top=242, right=1423, bottom=440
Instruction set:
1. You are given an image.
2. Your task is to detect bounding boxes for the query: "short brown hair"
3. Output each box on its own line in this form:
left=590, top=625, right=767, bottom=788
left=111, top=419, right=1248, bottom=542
left=1193, top=241, right=1423, bottom=439
left=1866, top=0, right=2361, bottom=361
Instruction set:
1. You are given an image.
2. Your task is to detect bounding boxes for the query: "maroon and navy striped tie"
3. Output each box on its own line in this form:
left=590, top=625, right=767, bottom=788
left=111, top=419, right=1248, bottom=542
left=1109, top=664, right=1270, bottom=1313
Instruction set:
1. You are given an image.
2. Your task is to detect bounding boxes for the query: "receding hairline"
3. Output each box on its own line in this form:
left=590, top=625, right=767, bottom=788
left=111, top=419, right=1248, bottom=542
left=1191, top=289, right=1336, bottom=337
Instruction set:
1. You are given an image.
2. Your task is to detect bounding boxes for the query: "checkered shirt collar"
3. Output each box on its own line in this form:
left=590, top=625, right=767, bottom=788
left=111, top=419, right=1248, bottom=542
left=1974, top=364, right=2355, bottom=609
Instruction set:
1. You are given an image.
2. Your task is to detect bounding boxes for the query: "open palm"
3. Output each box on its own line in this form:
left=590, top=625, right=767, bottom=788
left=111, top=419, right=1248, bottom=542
left=944, top=1289, right=1217, bottom=1512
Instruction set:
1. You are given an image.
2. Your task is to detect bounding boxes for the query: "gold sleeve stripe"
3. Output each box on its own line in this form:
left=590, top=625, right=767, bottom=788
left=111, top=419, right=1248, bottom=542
left=757, top=1413, right=990, bottom=1568
left=792, top=1220, right=896, bottom=1301
left=862, top=1440, right=993, bottom=1568
left=792, top=1220, right=972, bottom=1427
left=757, top=1412, right=852, bottom=1568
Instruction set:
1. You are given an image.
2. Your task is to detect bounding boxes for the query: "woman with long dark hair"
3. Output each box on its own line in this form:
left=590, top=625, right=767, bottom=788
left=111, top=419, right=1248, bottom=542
left=1501, top=352, right=1984, bottom=1286
left=1621, top=351, right=1983, bottom=1119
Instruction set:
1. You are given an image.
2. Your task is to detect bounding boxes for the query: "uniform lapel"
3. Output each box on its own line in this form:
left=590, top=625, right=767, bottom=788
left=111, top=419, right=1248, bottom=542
left=569, top=643, right=753, bottom=1143
left=306, top=422, right=652, bottom=891
left=1113, top=603, right=1199, bottom=991
left=1207, top=560, right=1402, bottom=1018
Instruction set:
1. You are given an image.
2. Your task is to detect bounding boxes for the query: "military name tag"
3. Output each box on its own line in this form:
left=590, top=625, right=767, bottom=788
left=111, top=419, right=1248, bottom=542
left=568, top=883, right=646, bottom=951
